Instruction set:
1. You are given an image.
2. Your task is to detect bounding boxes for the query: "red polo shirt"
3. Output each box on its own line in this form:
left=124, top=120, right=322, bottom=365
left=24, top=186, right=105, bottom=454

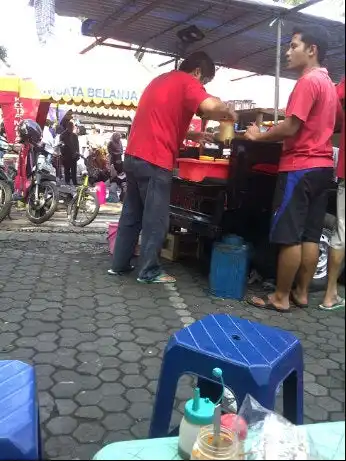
left=126, top=71, right=209, bottom=171
left=280, top=68, right=338, bottom=172
left=336, top=77, right=345, bottom=179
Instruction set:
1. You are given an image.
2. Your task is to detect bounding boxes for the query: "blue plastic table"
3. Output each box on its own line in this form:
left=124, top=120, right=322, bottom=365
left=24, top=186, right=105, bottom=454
left=93, top=421, right=345, bottom=460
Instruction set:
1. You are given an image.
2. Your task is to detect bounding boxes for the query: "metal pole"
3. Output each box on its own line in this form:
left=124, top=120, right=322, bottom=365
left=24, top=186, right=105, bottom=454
left=274, top=17, right=282, bottom=125
left=174, top=57, right=179, bottom=70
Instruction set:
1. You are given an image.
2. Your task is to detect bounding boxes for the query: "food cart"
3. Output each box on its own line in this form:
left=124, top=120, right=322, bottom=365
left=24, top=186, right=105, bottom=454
left=49, top=0, right=344, bottom=286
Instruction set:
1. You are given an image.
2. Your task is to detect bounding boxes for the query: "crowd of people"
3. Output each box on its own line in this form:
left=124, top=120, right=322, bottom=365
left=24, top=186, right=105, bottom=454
left=108, top=24, right=344, bottom=313
left=42, top=119, right=128, bottom=201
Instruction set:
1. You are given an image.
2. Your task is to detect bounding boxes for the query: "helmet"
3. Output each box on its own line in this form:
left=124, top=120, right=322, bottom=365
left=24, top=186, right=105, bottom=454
left=17, top=119, right=42, bottom=145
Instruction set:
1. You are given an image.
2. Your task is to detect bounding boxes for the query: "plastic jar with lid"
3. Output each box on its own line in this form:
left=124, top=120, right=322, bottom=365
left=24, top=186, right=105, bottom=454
left=190, top=425, right=242, bottom=460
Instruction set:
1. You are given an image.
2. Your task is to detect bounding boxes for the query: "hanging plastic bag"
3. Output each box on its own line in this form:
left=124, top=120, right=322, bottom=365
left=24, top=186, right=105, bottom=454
left=238, top=395, right=327, bottom=460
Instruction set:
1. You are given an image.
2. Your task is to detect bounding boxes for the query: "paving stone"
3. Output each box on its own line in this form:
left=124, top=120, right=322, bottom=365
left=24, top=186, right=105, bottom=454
left=329, top=412, right=346, bottom=422
left=316, top=396, right=343, bottom=412
left=330, top=389, right=346, bottom=403
left=56, top=399, right=78, bottom=416
left=103, top=431, right=133, bottom=444
left=318, top=358, right=340, bottom=370
left=128, top=402, right=153, bottom=420
left=47, top=417, right=78, bottom=435
left=100, top=383, right=126, bottom=396
left=100, top=357, right=121, bottom=368
left=75, top=406, right=104, bottom=420
left=130, top=420, right=151, bottom=438
left=99, top=396, right=129, bottom=412
left=73, top=423, right=105, bottom=444
left=102, top=414, right=133, bottom=431
left=37, top=377, right=54, bottom=391
left=45, top=436, right=77, bottom=459
left=35, top=364, right=56, bottom=377
left=51, top=382, right=81, bottom=398
left=99, top=369, right=121, bottom=382
left=126, top=388, right=152, bottom=403
left=72, top=444, right=101, bottom=461
left=119, top=363, right=141, bottom=375
left=118, top=350, right=143, bottom=362
left=305, top=363, right=328, bottom=376
left=76, top=390, right=102, bottom=406
left=122, top=375, right=148, bottom=389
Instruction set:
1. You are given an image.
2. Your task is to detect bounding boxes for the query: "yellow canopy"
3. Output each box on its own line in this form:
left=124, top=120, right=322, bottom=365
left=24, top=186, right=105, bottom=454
left=0, top=75, right=49, bottom=100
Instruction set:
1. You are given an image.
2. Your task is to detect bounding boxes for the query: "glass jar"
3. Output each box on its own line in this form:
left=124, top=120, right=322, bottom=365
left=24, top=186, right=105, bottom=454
left=190, top=425, right=242, bottom=460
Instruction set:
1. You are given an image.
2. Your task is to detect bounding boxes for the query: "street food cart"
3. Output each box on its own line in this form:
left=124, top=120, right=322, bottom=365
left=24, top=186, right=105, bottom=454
left=49, top=0, right=344, bottom=285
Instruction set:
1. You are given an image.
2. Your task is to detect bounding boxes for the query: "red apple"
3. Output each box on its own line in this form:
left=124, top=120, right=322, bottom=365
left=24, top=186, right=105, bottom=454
left=221, top=413, right=248, bottom=441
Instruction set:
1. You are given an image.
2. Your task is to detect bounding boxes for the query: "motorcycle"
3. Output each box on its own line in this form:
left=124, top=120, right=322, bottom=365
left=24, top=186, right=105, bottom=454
left=25, top=142, right=59, bottom=224
left=0, top=131, right=59, bottom=225
left=0, top=135, right=18, bottom=223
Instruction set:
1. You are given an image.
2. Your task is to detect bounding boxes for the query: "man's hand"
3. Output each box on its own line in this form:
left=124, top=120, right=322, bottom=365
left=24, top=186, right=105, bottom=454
left=187, top=131, right=215, bottom=145
left=244, top=123, right=260, bottom=141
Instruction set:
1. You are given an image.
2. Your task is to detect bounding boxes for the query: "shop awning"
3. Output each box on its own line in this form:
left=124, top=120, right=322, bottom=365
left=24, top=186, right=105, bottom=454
left=54, top=0, right=345, bottom=82
left=69, top=104, right=136, bottom=119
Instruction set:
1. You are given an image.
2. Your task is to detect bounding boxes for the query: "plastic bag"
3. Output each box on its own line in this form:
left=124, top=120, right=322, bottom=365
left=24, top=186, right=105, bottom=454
left=238, top=395, right=325, bottom=460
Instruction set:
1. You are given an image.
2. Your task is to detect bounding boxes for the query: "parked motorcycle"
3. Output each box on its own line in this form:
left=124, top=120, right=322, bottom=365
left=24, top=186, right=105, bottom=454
left=25, top=142, right=59, bottom=224
left=0, top=135, right=18, bottom=223
left=0, top=120, right=59, bottom=225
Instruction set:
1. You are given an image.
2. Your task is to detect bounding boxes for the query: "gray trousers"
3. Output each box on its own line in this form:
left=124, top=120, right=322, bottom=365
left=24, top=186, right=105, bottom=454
left=111, top=155, right=172, bottom=280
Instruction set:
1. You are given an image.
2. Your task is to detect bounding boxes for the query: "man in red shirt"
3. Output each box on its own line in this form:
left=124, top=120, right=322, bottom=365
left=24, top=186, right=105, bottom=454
left=320, top=77, right=345, bottom=310
left=109, top=52, right=237, bottom=283
left=245, top=25, right=338, bottom=312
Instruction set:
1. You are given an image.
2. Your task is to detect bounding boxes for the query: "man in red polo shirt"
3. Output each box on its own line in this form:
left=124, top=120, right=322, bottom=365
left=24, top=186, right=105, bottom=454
left=245, top=25, right=338, bottom=312
left=109, top=52, right=237, bottom=283
left=320, top=76, right=345, bottom=310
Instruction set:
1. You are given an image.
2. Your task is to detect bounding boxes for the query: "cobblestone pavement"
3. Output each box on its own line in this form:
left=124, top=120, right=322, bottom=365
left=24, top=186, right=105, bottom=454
left=0, top=231, right=344, bottom=460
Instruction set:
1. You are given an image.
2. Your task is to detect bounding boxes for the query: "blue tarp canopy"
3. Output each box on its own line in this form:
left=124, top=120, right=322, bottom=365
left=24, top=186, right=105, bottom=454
left=55, top=0, right=345, bottom=82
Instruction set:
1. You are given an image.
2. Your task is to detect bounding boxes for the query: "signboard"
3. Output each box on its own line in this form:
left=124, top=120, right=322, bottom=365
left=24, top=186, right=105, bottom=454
left=226, top=100, right=256, bottom=110
left=40, top=86, right=140, bottom=105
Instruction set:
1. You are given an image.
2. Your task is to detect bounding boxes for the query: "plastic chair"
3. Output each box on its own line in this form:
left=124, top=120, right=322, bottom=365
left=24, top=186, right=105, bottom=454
left=149, top=314, right=303, bottom=438
left=0, top=361, right=41, bottom=460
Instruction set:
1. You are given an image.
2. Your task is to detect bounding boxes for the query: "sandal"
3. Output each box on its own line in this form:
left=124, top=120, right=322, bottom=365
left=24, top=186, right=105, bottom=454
left=108, top=266, right=135, bottom=276
left=137, top=273, right=176, bottom=284
left=247, top=295, right=291, bottom=313
left=318, top=296, right=345, bottom=311
left=290, top=292, right=308, bottom=309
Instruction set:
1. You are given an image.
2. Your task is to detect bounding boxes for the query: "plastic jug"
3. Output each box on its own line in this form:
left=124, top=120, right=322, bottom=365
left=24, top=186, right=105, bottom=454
left=95, top=181, right=106, bottom=205
left=178, top=388, right=215, bottom=460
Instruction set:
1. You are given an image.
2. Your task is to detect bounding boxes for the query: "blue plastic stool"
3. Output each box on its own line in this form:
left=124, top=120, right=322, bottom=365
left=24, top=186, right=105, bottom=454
left=0, top=361, right=41, bottom=460
left=149, top=314, right=304, bottom=438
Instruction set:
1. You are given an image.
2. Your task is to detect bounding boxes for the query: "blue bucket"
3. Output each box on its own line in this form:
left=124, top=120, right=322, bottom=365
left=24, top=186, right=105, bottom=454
left=209, top=242, right=249, bottom=300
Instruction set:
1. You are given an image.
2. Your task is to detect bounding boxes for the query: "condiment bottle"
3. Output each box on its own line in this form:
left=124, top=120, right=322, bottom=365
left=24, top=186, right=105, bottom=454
left=190, top=425, right=241, bottom=460
left=178, top=388, right=215, bottom=460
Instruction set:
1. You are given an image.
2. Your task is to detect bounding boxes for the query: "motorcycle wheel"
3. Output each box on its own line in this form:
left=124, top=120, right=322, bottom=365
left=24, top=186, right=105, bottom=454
left=25, top=181, right=58, bottom=224
left=0, top=180, right=12, bottom=224
left=67, top=190, right=100, bottom=227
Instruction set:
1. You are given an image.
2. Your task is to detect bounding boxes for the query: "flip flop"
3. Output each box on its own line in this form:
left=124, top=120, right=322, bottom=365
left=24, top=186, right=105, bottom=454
left=137, top=273, right=176, bottom=284
left=108, top=266, right=135, bottom=276
left=290, top=292, right=308, bottom=309
left=318, top=296, right=345, bottom=311
left=247, top=295, right=291, bottom=313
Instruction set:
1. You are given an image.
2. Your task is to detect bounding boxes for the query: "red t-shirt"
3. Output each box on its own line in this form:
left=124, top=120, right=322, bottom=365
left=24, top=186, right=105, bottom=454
left=280, top=68, right=338, bottom=172
left=126, top=71, right=209, bottom=171
left=336, top=77, right=345, bottom=179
